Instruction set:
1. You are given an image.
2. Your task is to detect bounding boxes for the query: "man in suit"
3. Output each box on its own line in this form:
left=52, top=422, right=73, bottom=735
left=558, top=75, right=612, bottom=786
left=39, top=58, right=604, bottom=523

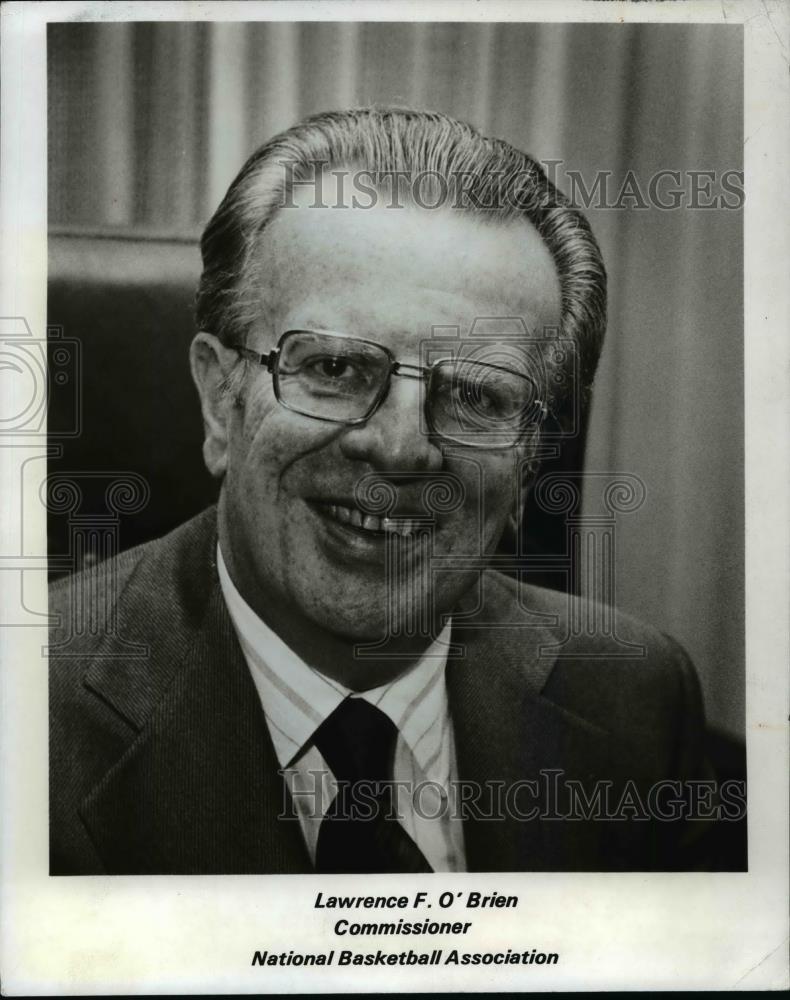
left=50, top=107, right=722, bottom=874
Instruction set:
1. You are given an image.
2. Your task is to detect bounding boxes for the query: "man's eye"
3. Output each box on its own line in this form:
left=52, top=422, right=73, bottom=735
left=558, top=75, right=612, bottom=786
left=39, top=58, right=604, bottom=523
left=454, top=380, right=497, bottom=411
left=307, top=356, right=357, bottom=380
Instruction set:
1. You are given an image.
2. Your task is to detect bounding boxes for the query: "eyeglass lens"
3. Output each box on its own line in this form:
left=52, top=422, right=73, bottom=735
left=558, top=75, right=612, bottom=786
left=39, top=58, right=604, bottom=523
left=277, top=331, right=387, bottom=416
left=428, top=359, right=537, bottom=444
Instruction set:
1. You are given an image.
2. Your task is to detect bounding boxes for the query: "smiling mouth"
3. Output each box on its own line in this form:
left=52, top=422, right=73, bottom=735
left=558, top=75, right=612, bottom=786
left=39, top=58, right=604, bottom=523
left=317, top=502, right=418, bottom=538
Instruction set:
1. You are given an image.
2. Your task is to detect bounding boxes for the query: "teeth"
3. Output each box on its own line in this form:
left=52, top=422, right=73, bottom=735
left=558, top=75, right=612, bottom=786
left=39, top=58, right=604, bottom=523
left=325, top=504, right=415, bottom=537
left=382, top=517, right=413, bottom=536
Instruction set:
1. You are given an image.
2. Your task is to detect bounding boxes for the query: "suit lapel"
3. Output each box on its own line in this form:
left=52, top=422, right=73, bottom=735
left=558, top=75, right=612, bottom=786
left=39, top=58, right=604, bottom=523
left=446, top=618, right=539, bottom=871
left=79, top=520, right=311, bottom=874
left=448, top=574, right=617, bottom=872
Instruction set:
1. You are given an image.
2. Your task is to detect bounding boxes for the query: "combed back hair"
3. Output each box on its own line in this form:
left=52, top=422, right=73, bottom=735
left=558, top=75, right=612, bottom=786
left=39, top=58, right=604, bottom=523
left=196, top=106, right=607, bottom=413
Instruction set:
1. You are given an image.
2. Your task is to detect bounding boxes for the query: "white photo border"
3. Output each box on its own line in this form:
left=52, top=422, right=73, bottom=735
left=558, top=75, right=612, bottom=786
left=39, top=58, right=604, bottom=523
left=1, top=0, right=787, bottom=993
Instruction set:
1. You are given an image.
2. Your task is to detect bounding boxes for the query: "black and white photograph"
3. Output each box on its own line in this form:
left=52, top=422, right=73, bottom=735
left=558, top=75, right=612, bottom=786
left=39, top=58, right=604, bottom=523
left=1, top=0, right=788, bottom=993
left=46, top=14, right=746, bottom=877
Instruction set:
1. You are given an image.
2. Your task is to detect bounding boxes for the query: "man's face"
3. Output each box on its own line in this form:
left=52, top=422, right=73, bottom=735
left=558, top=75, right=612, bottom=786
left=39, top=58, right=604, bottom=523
left=204, top=192, right=561, bottom=647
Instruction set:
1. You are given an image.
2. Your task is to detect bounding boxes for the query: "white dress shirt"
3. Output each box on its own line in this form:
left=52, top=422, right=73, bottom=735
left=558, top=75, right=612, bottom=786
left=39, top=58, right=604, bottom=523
left=217, top=546, right=466, bottom=872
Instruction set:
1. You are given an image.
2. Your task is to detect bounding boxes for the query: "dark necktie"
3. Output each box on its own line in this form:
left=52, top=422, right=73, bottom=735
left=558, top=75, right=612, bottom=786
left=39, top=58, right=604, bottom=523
left=312, top=697, right=433, bottom=873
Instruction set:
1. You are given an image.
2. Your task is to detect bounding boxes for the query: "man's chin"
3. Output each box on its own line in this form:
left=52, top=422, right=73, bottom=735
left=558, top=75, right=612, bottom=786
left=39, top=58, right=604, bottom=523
left=307, top=595, right=445, bottom=648
left=309, top=607, right=399, bottom=644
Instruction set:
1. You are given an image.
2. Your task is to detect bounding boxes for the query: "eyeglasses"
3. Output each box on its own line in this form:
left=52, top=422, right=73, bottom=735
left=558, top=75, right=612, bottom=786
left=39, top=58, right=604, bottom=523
left=233, top=329, right=546, bottom=448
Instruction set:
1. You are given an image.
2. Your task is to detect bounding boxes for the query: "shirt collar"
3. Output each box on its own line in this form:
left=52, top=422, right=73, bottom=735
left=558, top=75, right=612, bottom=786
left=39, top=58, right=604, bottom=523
left=217, top=544, right=452, bottom=773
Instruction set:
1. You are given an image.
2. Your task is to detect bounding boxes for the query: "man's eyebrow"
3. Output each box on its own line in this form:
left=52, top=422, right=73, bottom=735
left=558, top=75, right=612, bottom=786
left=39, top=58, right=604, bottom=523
left=284, top=320, right=335, bottom=333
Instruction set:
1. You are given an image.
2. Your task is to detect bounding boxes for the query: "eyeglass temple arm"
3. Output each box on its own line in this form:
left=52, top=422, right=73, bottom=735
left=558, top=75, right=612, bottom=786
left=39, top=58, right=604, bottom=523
left=234, top=346, right=279, bottom=372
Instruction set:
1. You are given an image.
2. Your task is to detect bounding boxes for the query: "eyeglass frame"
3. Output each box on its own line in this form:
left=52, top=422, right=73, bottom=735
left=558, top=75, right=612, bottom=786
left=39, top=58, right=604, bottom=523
left=230, top=328, right=548, bottom=448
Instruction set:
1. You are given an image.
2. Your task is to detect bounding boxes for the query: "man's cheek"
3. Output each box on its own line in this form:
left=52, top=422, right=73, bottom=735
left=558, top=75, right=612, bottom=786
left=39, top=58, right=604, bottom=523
left=253, top=406, right=341, bottom=458
left=481, top=468, right=518, bottom=540
left=460, top=456, right=516, bottom=517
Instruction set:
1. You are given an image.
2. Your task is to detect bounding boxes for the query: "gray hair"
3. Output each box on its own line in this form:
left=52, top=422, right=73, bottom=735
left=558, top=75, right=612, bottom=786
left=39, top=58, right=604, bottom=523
left=196, top=107, right=607, bottom=416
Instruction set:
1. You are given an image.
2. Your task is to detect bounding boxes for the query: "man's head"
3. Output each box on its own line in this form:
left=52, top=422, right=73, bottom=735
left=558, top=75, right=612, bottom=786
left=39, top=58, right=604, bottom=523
left=190, top=108, right=606, bottom=672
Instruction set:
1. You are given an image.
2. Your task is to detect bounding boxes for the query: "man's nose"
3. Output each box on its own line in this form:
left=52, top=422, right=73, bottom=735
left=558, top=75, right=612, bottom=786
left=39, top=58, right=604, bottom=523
left=338, top=374, right=443, bottom=472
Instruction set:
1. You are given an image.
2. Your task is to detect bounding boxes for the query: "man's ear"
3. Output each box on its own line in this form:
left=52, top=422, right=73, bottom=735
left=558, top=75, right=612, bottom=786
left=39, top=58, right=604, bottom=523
left=189, top=332, right=241, bottom=479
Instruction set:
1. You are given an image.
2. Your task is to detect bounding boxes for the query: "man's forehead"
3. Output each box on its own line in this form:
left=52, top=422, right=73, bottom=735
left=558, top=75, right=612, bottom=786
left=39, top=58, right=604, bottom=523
left=252, top=190, right=562, bottom=335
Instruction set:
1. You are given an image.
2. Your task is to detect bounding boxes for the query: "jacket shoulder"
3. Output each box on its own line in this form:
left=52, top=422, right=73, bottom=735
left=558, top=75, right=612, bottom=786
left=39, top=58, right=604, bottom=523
left=481, top=570, right=705, bottom=754
left=482, top=568, right=688, bottom=655
left=48, top=507, right=217, bottom=655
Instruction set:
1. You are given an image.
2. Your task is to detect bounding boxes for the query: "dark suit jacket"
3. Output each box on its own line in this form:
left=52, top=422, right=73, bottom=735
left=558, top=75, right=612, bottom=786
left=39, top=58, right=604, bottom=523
left=49, top=506, right=717, bottom=874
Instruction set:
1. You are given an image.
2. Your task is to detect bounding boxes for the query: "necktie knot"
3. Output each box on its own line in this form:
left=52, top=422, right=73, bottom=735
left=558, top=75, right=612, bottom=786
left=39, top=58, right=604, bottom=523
left=313, top=697, right=397, bottom=787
